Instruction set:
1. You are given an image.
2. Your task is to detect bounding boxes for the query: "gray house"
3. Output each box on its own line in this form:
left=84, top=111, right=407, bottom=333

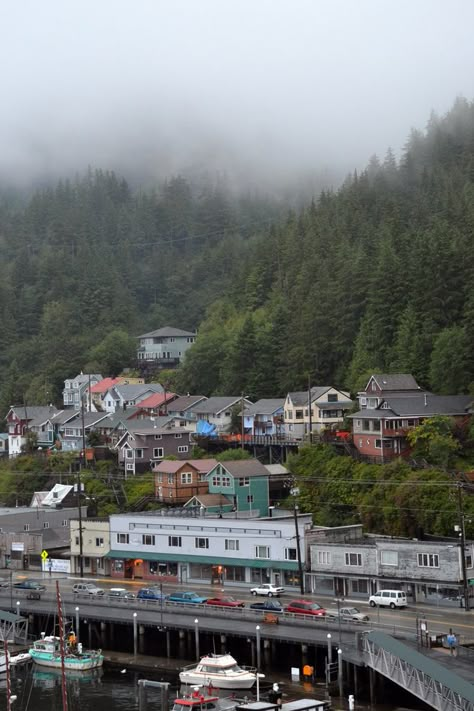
left=308, top=529, right=473, bottom=606
left=116, top=423, right=195, bottom=475
left=136, top=327, right=196, bottom=366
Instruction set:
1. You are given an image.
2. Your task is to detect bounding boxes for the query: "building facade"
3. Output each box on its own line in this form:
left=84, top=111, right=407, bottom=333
left=70, top=519, right=111, bottom=576
left=107, top=511, right=311, bottom=588
left=136, top=327, right=196, bottom=366
left=284, top=387, right=352, bottom=439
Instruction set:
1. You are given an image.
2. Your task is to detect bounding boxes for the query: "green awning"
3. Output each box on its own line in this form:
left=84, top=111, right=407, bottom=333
left=106, top=550, right=298, bottom=570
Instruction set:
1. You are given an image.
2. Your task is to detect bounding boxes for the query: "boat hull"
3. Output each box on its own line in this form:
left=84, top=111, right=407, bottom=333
left=29, top=651, right=104, bottom=671
left=179, top=671, right=256, bottom=689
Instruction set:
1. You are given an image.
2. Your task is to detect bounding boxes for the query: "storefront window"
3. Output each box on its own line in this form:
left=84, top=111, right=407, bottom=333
left=149, top=561, right=177, bottom=576
left=225, top=566, right=246, bottom=582
left=250, top=568, right=271, bottom=584
left=283, top=570, right=300, bottom=586
left=113, top=560, right=124, bottom=573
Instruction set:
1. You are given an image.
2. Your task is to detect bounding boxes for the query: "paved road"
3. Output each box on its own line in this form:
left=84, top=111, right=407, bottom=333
left=5, top=571, right=474, bottom=644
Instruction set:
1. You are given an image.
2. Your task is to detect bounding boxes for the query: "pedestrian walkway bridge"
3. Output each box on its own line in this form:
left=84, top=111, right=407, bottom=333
left=361, top=630, right=474, bottom=711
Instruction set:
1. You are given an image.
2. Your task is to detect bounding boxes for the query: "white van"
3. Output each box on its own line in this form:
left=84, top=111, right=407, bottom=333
left=368, top=590, right=407, bottom=609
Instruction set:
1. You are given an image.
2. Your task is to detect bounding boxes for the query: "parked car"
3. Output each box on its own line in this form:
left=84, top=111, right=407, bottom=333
left=250, top=583, right=285, bottom=597
left=72, top=583, right=105, bottom=596
left=285, top=600, right=326, bottom=617
left=249, top=600, right=283, bottom=613
left=369, top=590, right=407, bottom=609
left=0, top=579, right=10, bottom=588
left=206, top=596, right=245, bottom=608
left=137, top=587, right=167, bottom=601
left=326, top=606, right=369, bottom=623
left=13, top=579, right=46, bottom=591
left=168, top=591, right=207, bottom=604
left=108, top=587, right=136, bottom=600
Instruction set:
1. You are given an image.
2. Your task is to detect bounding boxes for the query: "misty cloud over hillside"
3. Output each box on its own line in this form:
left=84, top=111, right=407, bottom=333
left=2, top=0, right=474, bottom=191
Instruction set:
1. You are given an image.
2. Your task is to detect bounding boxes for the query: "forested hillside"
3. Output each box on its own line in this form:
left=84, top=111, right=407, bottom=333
left=2, top=97, right=474, bottom=412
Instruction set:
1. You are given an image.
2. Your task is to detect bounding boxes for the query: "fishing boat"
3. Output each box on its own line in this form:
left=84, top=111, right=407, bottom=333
left=180, top=654, right=256, bottom=689
left=29, top=633, right=104, bottom=671
left=173, top=687, right=240, bottom=711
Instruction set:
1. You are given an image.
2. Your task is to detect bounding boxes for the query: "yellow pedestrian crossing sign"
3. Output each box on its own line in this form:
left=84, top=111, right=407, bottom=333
left=41, top=550, right=48, bottom=561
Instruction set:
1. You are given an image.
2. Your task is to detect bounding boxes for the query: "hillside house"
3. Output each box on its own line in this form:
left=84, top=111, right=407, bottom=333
left=194, top=396, right=253, bottom=436
left=350, top=392, right=472, bottom=461
left=284, top=386, right=353, bottom=439
left=243, top=399, right=285, bottom=437
left=117, top=424, right=195, bottom=475
left=103, top=383, right=163, bottom=413
left=136, top=326, right=196, bottom=368
left=154, top=458, right=218, bottom=503
left=87, top=376, right=144, bottom=412
left=6, top=406, right=60, bottom=457
left=63, top=373, right=102, bottom=410
left=166, top=395, right=208, bottom=432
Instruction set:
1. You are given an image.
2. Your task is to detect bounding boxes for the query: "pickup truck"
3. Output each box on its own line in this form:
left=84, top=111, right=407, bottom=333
left=168, top=591, right=207, bottom=604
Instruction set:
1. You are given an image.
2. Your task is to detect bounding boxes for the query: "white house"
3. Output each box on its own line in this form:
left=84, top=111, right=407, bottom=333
left=284, top=386, right=353, bottom=438
left=103, top=384, right=163, bottom=413
left=194, top=396, right=253, bottom=435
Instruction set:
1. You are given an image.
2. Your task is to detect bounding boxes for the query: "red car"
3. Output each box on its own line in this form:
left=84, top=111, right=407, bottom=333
left=285, top=600, right=326, bottom=616
left=205, top=596, right=245, bottom=608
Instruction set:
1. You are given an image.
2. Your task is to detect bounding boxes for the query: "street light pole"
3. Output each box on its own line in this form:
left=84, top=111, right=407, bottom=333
left=293, top=501, right=305, bottom=595
left=457, top=483, right=470, bottom=611
left=194, top=619, right=200, bottom=660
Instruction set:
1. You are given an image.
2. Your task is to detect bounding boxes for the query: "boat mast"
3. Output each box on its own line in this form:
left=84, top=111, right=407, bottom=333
left=56, top=580, right=69, bottom=711
left=5, top=639, right=11, bottom=709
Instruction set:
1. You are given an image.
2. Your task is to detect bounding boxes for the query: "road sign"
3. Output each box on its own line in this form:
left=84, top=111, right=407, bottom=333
left=41, top=550, right=48, bottom=561
left=469, top=579, right=474, bottom=586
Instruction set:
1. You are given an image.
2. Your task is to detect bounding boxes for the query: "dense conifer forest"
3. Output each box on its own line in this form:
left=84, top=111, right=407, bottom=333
left=1, top=97, right=474, bottom=413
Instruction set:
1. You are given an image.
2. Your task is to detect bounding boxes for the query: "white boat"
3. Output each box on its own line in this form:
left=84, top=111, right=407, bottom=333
left=173, top=688, right=239, bottom=711
left=0, top=651, right=31, bottom=672
left=29, top=634, right=103, bottom=671
left=180, top=654, right=256, bottom=690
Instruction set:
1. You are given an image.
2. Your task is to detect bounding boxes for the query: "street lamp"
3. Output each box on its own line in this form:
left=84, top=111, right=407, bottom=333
left=336, top=597, right=343, bottom=648
left=75, top=607, right=80, bottom=643
left=255, top=625, right=261, bottom=672
left=133, top=613, right=138, bottom=658
left=16, top=601, right=20, bottom=617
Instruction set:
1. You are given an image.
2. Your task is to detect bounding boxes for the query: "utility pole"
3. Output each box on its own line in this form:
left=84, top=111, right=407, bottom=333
left=241, top=393, right=245, bottom=451
left=307, top=376, right=313, bottom=445
left=293, top=498, right=305, bottom=595
left=457, top=483, right=470, bottom=611
left=77, top=396, right=86, bottom=578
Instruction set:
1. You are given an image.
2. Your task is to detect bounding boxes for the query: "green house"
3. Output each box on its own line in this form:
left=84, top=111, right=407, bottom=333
left=203, top=459, right=271, bottom=516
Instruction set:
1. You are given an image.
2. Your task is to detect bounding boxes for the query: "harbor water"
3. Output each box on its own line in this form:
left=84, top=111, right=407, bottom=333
left=2, top=664, right=425, bottom=711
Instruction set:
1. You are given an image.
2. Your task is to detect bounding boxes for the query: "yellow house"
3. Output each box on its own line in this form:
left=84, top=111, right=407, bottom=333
left=284, top=386, right=352, bottom=439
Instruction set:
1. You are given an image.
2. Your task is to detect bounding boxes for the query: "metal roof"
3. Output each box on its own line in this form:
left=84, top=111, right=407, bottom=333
left=136, top=327, right=196, bottom=339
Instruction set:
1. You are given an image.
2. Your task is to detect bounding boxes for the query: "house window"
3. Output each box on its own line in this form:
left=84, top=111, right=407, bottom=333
left=345, top=552, right=362, bottom=566
left=247, top=495, right=254, bottom=504
left=153, top=448, right=164, bottom=458
left=285, top=548, right=297, bottom=560
left=222, top=476, right=231, bottom=487
left=169, top=536, right=182, bottom=547
left=142, top=534, right=155, bottom=545
left=287, top=411, right=293, bottom=419
left=154, top=434, right=162, bottom=440
left=157, top=473, right=163, bottom=483
left=174, top=433, right=182, bottom=439
left=417, top=553, right=439, bottom=568
left=255, top=546, right=270, bottom=559
left=125, top=449, right=133, bottom=459
left=295, top=410, right=304, bottom=420
left=135, top=449, right=143, bottom=459
left=238, top=477, right=249, bottom=487
left=43, top=522, right=50, bottom=529
left=177, top=445, right=189, bottom=453
left=117, top=533, right=129, bottom=544
left=466, top=555, right=473, bottom=569
left=225, top=539, right=239, bottom=551
left=23, top=524, right=30, bottom=532
left=75, top=536, right=80, bottom=546
left=168, top=473, right=174, bottom=484
left=327, top=393, right=338, bottom=403
left=212, top=476, right=221, bottom=486
left=198, top=474, right=207, bottom=482
left=380, top=550, right=398, bottom=566
left=126, top=463, right=134, bottom=471
left=181, top=472, right=192, bottom=484
left=317, top=551, right=331, bottom=565
left=195, top=537, right=209, bottom=549
left=96, top=537, right=104, bottom=547
left=62, top=520, right=68, bottom=527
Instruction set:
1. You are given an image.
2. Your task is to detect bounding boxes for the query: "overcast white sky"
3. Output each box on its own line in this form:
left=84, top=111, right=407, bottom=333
left=1, top=0, right=474, bottom=189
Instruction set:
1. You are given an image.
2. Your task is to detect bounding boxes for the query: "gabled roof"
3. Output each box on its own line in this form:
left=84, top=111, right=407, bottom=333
left=351, top=394, right=472, bottom=419
left=167, top=395, right=208, bottom=412
left=184, top=494, right=233, bottom=508
left=195, top=397, right=252, bottom=414
left=366, top=374, right=421, bottom=392
left=154, top=458, right=218, bottom=474
left=212, top=459, right=270, bottom=478
left=8, top=406, right=59, bottom=423
left=66, top=373, right=102, bottom=385
left=107, top=384, right=163, bottom=402
left=136, top=392, right=177, bottom=409
left=60, top=412, right=110, bottom=429
left=137, top=326, right=196, bottom=339
left=244, top=399, right=285, bottom=416
left=89, top=377, right=123, bottom=394
left=97, top=408, right=140, bottom=429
